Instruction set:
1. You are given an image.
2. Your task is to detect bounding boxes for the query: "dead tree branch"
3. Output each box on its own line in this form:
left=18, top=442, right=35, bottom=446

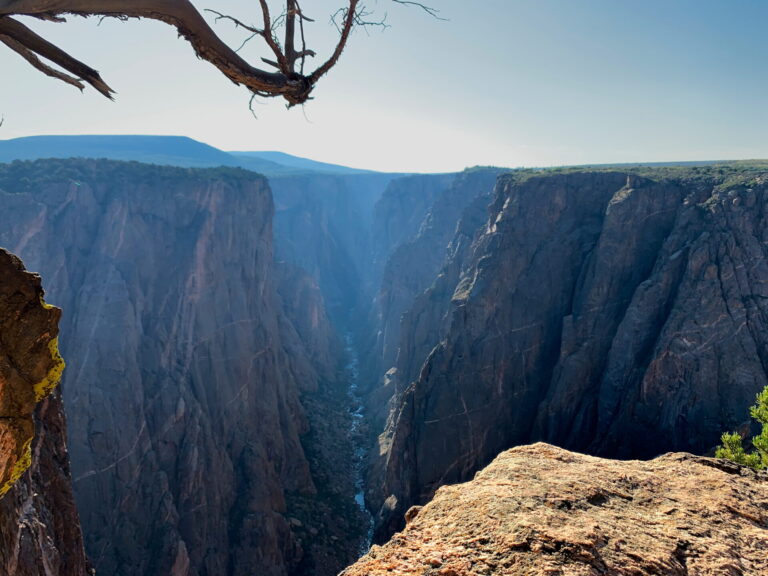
left=0, top=0, right=439, bottom=107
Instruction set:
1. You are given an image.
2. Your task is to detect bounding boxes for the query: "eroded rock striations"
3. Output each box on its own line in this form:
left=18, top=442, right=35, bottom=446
left=377, top=167, right=768, bottom=538
left=346, top=443, right=768, bottom=576
left=0, top=160, right=358, bottom=576
left=0, top=248, right=88, bottom=576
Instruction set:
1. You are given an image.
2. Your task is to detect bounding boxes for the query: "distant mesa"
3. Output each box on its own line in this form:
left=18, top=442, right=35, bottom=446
left=0, top=135, right=377, bottom=177
left=229, top=150, right=377, bottom=175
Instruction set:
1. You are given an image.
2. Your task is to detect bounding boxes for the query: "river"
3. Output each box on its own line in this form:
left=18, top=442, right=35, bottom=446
left=344, top=333, right=374, bottom=554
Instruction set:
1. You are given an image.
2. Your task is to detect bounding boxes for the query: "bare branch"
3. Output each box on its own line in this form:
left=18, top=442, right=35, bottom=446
left=284, top=0, right=296, bottom=72
left=204, top=10, right=263, bottom=35
left=311, top=0, right=360, bottom=84
left=0, top=0, right=441, bottom=107
left=0, top=15, right=114, bottom=97
left=0, top=32, right=86, bottom=91
left=391, top=0, right=446, bottom=20
left=204, top=9, right=264, bottom=53
left=256, top=0, right=289, bottom=74
left=296, top=0, right=309, bottom=73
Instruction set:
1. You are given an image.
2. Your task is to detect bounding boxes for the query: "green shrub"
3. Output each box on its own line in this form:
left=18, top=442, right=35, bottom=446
left=716, top=386, right=768, bottom=470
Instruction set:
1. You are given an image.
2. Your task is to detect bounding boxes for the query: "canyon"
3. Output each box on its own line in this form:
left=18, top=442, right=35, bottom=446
left=0, top=142, right=767, bottom=575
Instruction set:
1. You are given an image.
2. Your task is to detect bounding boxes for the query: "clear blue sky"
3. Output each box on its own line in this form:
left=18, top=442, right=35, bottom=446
left=2, top=0, right=768, bottom=172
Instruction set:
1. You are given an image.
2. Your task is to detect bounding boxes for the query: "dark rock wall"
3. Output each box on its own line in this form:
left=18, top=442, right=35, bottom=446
left=0, top=390, right=90, bottom=576
left=369, top=169, right=501, bottom=387
left=0, top=160, right=343, bottom=576
left=376, top=169, right=768, bottom=539
left=369, top=174, right=455, bottom=286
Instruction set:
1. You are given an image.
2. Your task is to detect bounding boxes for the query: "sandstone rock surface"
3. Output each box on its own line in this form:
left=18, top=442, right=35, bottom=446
left=347, top=443, right=768, bottom=576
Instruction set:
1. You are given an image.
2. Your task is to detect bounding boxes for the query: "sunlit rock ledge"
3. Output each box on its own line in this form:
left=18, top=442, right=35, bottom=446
left=345, top=442, right=768, bottom=576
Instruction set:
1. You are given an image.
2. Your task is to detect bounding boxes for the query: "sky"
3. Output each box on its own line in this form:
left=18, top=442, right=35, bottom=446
left=2, top=0, right=768, bottom=172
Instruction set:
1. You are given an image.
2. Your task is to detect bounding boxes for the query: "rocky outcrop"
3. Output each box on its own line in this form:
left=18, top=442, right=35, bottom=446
left=0, top=249, right=62, bottom=497
left=0, top=159, right=355, bottom=576
left=377, top=167, right=768, bottom=538
left=0, top=248, right=88, bottom=576
left=346, top=443, right=768, bottom=576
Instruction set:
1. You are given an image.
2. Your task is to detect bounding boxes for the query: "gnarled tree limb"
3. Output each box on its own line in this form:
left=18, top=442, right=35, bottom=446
left=0, top=14, right=113, bottom=97
left=0, top=0, right=437, bottom=107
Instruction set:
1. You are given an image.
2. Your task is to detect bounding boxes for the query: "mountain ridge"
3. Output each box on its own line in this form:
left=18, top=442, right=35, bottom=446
left=0, top=135, right=395, bottom=177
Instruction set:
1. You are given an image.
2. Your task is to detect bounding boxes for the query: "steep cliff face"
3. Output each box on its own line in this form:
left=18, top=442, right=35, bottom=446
left=348, top=443, right=768, bottom=576
left=0, top=248, right=88, bottom=576
left=369, top=174, right=455, bottom=286
left=392, top=191, right=494, bottom=396
left=275, top=262, right=342, bottom=386
left=0, top=159, right=351, bottom=576
left=377, top=167, right=768, bottom=538
left=369, top=169, right=501, bottom=387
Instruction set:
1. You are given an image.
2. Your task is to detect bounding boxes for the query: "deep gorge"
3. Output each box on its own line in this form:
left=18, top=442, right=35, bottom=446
left=2, top=149, right=768, bottom=575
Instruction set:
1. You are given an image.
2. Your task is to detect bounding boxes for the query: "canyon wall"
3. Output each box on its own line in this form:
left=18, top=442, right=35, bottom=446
left=366, top=169, right=501, bottom=390
left=369, top=174, right=455, bottom=283
left=0, top=248, right=89, bottom=576
left=0, top=159, right=360, bottom=576
left=376, top=167, right=768, bottom=538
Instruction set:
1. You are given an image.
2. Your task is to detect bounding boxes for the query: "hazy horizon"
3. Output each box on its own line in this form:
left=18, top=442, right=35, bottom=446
left=3, top=133, right=767, bottom=175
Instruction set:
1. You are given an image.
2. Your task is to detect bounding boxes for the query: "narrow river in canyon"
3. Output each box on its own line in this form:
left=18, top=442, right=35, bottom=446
left=344, top=333, right=375, bottom=554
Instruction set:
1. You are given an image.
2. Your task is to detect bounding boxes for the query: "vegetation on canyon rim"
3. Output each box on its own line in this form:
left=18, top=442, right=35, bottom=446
left=717, top=385, right=768, bottom=470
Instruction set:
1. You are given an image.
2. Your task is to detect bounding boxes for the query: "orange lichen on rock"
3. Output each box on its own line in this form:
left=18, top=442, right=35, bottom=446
left=0, top=249, right=63, bottom=497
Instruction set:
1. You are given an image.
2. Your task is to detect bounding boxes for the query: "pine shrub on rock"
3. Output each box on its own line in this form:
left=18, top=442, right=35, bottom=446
left=717, top=387, right=768, bottom=470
